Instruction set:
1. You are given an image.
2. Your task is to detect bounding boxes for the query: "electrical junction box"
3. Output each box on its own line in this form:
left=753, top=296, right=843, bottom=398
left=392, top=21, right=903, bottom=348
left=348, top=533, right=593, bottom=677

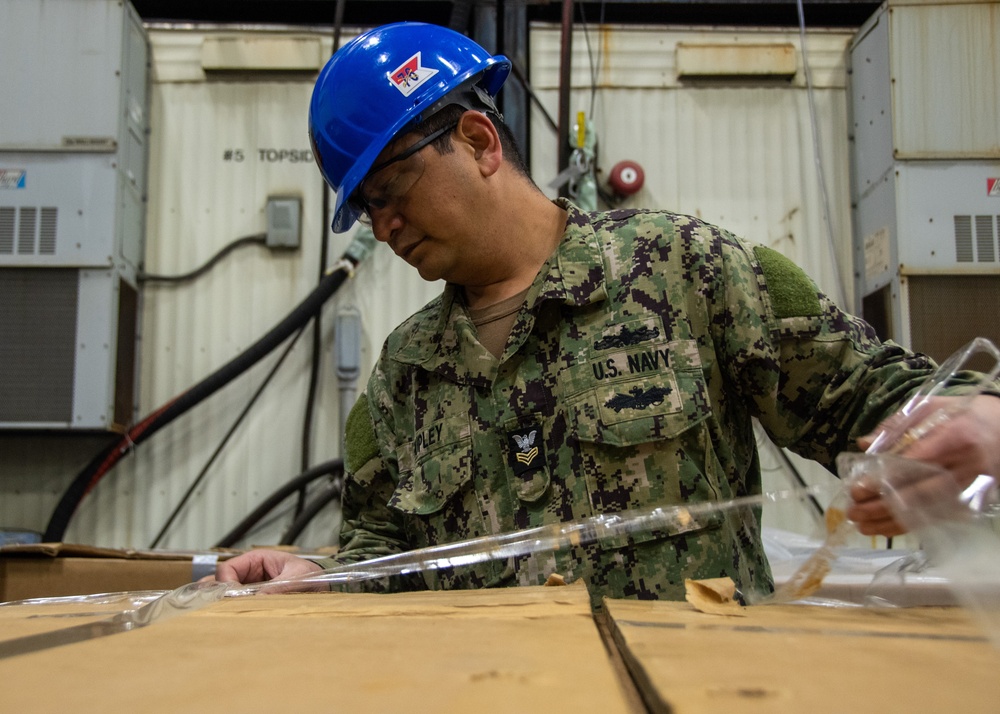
left=849, top=0, right=1000, bottom=368
left=0, top=0, right=150, bottom=430
left=265, top=195, right=302, bottom=250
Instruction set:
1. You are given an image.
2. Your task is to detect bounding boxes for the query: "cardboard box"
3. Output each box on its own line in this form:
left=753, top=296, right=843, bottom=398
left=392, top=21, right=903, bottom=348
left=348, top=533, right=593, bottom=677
left=0, top=585, right=637, bottom=713
left=605, top=599, right=1000, bottom=713
left=0, top=543, right=226, bottom=602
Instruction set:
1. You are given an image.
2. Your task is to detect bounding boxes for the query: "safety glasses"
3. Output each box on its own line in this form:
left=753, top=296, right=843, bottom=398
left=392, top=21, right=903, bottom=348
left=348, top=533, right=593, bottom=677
left=350, top=121, right=459, bottom=226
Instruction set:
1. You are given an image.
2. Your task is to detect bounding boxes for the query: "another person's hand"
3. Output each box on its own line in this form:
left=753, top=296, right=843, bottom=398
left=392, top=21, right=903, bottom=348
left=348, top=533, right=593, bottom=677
left=847, top=395, right=1000, bottom=536
left=205, top=549, right=326, bottom=591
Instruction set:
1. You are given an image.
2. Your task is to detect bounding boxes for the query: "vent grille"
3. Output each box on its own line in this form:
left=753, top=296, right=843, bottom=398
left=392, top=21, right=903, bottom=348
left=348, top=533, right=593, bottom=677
left=976, top=215, right=996, bottom=263
left=0, top=206, right=59, bottom=256
left=909, top=274, right=1000, bottom=373
left=954, top=214, right=999, bottom=263
left=39, top=207, right=58, bottom=254
left=0, top=207, right=13, bottom=253
left=0, top=268, right=79, bottom=423
left=17, top=207, right=36, bottom=254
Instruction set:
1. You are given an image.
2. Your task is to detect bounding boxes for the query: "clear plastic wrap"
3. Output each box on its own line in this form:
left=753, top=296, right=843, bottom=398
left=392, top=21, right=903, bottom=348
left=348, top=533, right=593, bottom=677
left=839, top=453, right=1000, bottom=648
left=226, top=487, right=827, bottom=596
left=764, top=488, right=856, bottom=604
left=767, top=337, right=1000, bottom=607
left=829, top=337, right=1000, bottom=645
left=0, top=581, right=228, bottom=659
left=862, top=337, right=1000, bottom=457
left=847, top=336, right=1000, bottom=626
left=3, top=485, right=828, bottom=653
left=0, top=590, right=167, bottom=610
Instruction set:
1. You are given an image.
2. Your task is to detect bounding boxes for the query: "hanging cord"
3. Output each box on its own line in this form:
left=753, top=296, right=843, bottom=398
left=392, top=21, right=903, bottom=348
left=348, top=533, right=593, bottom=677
left=796, top=0, right=848, bottom=308
left=753, top=422, right=826, bottom=523
left=148, top=326, right=307, bottom=549
left=577, top=1, right=604, bottom=121
left=574, top=2, right=621, bottom=210
left=138, top=233, right=267, bottom=284
left=214, top=459, right=343, bottom=549
left=508, top=60, right=558, bottom=134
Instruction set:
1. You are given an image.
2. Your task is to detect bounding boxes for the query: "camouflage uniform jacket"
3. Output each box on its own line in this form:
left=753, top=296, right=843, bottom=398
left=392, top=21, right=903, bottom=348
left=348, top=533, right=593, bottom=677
left=330, top=200, right=939, bottom=607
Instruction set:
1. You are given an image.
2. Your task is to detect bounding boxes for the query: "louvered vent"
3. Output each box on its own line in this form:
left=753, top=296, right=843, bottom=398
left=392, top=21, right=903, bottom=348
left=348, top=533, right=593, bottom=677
left=0, top=207, right=13, bottom=253
left=954, top=214, right=999, bottom=263
left=976, top=215, right=996, bottom=262
left=39, top=207, right=58, bottom=254
left=954, top=215, right=972, bottom=262
left=17, top=207, right=35, bottom=254
left=0, top=206, right=59, bottom=256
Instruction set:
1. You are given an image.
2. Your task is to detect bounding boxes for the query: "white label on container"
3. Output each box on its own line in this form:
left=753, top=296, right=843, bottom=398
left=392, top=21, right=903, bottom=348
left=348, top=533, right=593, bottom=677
left=0, top=169, right=26, bottom=189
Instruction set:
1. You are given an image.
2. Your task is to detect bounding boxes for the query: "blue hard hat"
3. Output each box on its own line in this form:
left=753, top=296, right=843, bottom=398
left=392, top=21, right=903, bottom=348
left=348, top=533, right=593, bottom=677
left=309, top=22, right=511, bottom=233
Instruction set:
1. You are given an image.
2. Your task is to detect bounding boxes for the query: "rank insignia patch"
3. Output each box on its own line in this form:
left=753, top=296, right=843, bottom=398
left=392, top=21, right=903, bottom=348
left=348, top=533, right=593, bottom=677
left=508, top=426, right=544, bottom=477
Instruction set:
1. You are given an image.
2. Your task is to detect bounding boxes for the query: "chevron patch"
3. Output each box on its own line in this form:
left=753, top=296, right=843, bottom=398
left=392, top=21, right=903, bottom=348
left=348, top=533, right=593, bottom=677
left=507, top=425, right=544, bottom=478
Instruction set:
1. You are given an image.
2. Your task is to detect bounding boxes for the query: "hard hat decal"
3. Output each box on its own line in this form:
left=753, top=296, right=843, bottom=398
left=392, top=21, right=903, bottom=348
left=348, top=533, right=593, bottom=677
left=388, top=52, right=439, bottom=97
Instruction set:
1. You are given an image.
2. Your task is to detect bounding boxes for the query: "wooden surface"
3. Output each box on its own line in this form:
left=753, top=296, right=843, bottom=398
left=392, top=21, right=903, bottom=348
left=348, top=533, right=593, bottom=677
left=605, top=598, right=1000, bottom=714
left=0, top=584, right=634, bottom=712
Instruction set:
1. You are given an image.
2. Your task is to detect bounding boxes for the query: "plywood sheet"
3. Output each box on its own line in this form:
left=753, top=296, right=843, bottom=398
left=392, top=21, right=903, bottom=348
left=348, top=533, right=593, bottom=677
left=605, top=599, right=1000, bottom=713
left=0, top=585, right=635, bottom=713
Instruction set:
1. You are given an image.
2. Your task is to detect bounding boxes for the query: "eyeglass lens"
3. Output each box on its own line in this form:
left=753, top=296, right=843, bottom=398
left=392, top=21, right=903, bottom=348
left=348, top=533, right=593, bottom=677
left=350, top=122, right=458, bottom=226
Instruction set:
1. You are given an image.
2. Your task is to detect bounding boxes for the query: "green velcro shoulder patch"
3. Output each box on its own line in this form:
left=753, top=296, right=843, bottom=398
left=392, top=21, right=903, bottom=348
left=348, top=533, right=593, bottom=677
left=752, top=245, right=824, bottom=319
left=344, top=393, right=379, bottom=474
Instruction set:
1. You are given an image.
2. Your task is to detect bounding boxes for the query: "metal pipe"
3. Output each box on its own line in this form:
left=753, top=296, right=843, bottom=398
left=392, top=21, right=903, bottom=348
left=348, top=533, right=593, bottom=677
left=556, top=0, right=574, bottom=195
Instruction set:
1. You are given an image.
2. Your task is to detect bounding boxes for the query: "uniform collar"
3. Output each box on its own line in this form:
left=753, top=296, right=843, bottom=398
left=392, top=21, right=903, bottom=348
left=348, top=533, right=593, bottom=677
left=390, top=198, right=609, bottom=379
left=527, top=198, right=609, bottom=310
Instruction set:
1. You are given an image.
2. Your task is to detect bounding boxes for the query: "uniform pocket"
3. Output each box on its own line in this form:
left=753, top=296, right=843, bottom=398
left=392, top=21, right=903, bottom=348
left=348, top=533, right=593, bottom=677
left=390, top=413, right=473, bottom=512
left=388, top=415, right=505, bottom=589
left=570, top=368, right=710, bottom=445
left=566, top=369, right=723, bottom=547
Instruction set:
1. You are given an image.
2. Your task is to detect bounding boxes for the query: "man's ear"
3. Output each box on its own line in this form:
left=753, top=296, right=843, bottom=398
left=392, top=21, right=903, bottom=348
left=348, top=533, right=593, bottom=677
left=456, top=110, right=502, bottom=177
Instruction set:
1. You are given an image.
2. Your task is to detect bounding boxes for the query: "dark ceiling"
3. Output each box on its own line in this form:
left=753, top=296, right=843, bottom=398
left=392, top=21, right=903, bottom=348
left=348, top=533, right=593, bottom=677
left=131, top=0, right=883, bottom=30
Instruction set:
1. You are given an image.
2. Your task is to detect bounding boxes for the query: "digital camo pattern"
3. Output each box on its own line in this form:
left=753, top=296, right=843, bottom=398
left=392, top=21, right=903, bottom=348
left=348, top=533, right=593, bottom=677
left=329, top=200, right=946, bottom=608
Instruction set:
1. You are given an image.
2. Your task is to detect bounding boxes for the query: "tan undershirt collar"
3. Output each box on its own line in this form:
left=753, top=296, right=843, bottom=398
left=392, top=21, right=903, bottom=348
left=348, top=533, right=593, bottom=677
left=466, top=287, right=531, bottom=360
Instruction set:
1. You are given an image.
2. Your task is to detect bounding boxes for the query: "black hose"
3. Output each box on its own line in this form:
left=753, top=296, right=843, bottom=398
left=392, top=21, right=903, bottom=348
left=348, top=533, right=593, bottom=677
left=139, top=234, right=267, bottom=284
left=215, top=459, right=343, bottom=548
left=770, top=444, right=826, bottom=518
left=42, top=265, right=355, bottom=543
left=278, top=477, right=344, bottom=546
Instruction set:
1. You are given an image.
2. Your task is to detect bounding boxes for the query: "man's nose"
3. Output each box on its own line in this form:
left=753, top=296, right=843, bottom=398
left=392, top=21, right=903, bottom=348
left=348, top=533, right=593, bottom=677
left=370, top=205, right=404, bottom=243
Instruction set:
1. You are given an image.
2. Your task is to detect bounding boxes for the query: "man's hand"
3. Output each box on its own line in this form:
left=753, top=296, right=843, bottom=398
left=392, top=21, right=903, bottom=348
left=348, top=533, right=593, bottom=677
left=847, top=395, right=1000, bottom=536
left=205, top=549, right=326, bottom=591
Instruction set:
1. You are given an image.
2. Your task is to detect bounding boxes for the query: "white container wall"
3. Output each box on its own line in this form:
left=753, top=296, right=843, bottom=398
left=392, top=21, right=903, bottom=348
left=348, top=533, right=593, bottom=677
left=1, top=21, right=880, bottom=550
